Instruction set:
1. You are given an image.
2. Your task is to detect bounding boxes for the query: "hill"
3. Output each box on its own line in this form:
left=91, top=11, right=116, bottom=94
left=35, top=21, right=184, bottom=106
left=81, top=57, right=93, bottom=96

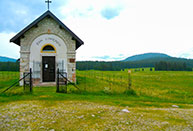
left=123, top=53, right=171, bottom=61
left=0, top=56, right=17, bottom=62
left=77, top=53, right=193, bottom=71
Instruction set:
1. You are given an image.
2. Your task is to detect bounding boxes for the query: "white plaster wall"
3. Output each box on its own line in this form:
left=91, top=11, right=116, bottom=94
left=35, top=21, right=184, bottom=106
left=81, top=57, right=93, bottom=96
left=30, top=34, right=67, bottom=81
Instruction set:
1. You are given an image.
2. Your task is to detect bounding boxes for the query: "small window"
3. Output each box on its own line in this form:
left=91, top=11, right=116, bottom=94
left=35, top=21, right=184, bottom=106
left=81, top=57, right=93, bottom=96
left=43, top=45, right=54, bottom=51
left=41, top=44, right=56, bottom=53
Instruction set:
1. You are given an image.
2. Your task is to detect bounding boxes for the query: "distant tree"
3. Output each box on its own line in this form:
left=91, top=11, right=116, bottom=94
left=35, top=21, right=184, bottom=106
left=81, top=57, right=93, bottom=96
left=0, top=62, right=19, bottom=71
left=76, top=57, right=193, bottom=71
left=155, top=61, right=192, bottom=71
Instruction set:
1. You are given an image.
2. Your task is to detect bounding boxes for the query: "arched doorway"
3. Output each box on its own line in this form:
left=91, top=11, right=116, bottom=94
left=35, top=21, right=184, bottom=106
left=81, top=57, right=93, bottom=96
left=30, top=34, right=67, bottom=85
left=41, top=44, right=56, bottom=82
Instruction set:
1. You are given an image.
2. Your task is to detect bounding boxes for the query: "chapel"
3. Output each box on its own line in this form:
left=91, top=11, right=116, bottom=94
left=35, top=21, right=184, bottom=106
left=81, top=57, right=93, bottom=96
left=10, top=10, right=84, bottom=86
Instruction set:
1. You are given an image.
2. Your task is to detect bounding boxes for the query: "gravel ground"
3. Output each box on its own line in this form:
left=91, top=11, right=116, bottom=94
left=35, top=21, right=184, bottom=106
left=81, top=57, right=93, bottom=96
left=0, top=101, right=193, bottom=131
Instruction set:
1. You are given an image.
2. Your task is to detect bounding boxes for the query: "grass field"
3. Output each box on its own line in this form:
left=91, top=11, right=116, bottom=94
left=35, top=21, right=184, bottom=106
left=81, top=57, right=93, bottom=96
left=77, top=70, right=193, bottom=104
left=0, top=71, right=19, bottom=89
left=130, top=67, right=155, bottom=72
left=0, top=70, right=193, bottom=130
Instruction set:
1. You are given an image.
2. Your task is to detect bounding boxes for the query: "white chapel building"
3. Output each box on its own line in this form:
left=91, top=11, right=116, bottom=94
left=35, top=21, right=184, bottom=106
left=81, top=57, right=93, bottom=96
left=10, top=10, right=84, bottom=86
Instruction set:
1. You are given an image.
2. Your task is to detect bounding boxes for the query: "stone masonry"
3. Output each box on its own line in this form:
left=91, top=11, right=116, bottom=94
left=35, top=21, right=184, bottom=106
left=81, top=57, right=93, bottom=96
left=20, top=17, right=76, bottom=85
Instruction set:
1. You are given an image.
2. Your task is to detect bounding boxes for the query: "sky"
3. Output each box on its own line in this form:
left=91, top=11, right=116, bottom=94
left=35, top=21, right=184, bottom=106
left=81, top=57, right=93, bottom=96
left=1, top=0, right=193, bottom=61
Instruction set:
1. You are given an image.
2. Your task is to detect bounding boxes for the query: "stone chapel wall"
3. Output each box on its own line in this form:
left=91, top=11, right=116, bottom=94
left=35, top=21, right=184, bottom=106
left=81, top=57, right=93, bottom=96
left=19, top=17, right=76, bottom=85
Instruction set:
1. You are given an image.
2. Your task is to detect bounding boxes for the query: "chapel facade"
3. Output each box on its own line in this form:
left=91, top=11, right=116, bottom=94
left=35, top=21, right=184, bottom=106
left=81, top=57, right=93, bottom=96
left=10, top=11, right=83, bottom=86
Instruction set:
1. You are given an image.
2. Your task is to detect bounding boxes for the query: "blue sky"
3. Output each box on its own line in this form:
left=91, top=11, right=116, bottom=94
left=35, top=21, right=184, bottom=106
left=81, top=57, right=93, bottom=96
left=101, top=7, right=122, bottom=20
left=0, top=0, right=63, bottom=32
left=0, top=0, right=122, bottom=32
left=1, top=0, right=193, bottom=61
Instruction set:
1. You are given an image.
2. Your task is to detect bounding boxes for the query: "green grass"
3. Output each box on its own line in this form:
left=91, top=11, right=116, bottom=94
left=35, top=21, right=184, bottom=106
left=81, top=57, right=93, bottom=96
left=0, top=70, right=193, bottom=106
left=76, top=70, right=193, bottom=104
left=0, top=70, right=193, bottom=130
left=129, top=67, right=155, bottom=72
left=0, top=71, right=19, bottom=91
left=0, top=70, right=193, bottom=108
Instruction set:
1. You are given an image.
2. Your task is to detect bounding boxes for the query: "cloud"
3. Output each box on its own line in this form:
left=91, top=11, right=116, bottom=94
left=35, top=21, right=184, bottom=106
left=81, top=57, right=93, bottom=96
left=93, top=56, right=111, bottom=60
left=59, top=0, right=125, bottom=19
left=92, top=54, right=126, bottom=61
left=0, top=0, right=46, bottom=32
left=178, top=48, right=193, bottom=59
left=179, top=53, right=191, bottom=58
left=2, top=0, right=193, bottom=61
left=60, top=0, right=193, bottom=61
left=0, top=32, right=19, bottom=59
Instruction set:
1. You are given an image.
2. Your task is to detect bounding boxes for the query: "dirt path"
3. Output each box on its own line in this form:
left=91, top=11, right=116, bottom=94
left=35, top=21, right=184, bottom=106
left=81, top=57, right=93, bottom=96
left=0, top=101, right=193, bottom=131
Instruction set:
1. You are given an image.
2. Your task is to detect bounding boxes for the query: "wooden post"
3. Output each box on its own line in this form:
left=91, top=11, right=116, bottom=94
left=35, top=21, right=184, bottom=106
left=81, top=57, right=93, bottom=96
left=56, top=68, right=59, bottom=92
left=84, top=71, right=86, bottom=91
left=29, top=68, right=32, bottom=92
left=23, top=73, right=25, bottom=91
left=128, top=69, right=132, bottom=90
left=64, top=77, right=67, bottom=93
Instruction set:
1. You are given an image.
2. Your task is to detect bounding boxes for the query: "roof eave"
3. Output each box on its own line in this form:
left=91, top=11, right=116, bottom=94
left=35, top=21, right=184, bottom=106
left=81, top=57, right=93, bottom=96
left=10, top=10, right=84, bottom=50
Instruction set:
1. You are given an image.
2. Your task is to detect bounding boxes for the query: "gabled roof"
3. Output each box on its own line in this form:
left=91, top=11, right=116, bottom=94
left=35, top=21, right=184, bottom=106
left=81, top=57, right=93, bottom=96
left=10, top=10, right=84, bottom=49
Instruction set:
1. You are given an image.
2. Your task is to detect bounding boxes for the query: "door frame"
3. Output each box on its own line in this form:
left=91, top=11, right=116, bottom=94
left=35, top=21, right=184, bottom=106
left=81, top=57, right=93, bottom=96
left=42, top=56, right=56, bottom=82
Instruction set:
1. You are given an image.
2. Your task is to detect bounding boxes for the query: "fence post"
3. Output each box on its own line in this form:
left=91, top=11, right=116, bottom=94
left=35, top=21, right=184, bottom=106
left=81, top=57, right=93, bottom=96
left=23, top=73, right=25, bottom=91
left=84, top=71, right=86, bottom=91
left=64, top=76, right=67, bottom=93
left=128, top=70, right=132, bottom=90
left=56, top=68, right=59, bottom=92
left=29, top=68, right=32, bottom=92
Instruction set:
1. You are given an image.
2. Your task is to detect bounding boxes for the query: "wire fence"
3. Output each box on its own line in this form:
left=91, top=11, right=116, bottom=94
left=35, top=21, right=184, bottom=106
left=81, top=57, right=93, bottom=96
left=76, top=70, right=131, bottom=94
left=0, top=70, right=191, bottom=104
left=0, top=70, right=132, bottom=94
left=0, top=71, right=20, bottom=92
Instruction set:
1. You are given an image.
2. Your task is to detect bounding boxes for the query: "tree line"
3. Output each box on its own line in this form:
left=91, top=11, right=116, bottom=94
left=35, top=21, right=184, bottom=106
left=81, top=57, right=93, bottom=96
left=0, top=62, right=19, bottom=71
left=155, top=61, right=192, bottom=71
left=0, top=57, right=193, bottom=71
left=77, top=57, right=193, bottom=71
left=76, top=60, right=192, bottom=71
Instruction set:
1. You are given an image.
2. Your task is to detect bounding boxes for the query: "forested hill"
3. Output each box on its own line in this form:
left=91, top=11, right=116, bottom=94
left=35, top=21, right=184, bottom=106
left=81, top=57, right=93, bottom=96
left=123, top=53, right=171, bottom=61
left=1, top=54, right=193, bottom=71
left=77, top=56, right=193, bottom=71
left=0, top=56, right=17, bottom=62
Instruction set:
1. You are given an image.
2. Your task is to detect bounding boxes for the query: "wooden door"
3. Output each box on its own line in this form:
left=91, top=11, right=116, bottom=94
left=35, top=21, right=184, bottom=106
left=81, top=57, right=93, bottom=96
left=42, top=56, right=55, bottom=82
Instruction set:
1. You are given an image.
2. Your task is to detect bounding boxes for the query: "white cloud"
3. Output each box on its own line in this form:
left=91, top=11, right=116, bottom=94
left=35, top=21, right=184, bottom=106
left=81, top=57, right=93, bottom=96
left=59, top=0, right=125, bottom=19
left=0, top=32, right=19, bottom=59
left=57, top=0, right=193, bottom=61
left=2, top=0, right=193, bottom=61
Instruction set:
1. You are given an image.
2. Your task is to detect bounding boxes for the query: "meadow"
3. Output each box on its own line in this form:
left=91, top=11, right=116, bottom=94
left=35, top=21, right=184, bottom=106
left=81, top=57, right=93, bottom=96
left=0, top=71, right=19, bottom=89
left=0, top=70, right=193, bottom=130
left=76, top=70, right=193, bottom=104
left=1, top=69, right=193, bottom=104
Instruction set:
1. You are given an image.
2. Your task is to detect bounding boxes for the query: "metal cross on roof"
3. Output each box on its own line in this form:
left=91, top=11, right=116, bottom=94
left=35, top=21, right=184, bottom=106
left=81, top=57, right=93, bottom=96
left=45, top=0, right=52, bottom=10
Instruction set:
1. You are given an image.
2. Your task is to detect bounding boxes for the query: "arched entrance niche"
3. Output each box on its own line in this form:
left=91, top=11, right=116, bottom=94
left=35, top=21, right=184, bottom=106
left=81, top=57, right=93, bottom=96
left=30, top=34, right=67, bottom=84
